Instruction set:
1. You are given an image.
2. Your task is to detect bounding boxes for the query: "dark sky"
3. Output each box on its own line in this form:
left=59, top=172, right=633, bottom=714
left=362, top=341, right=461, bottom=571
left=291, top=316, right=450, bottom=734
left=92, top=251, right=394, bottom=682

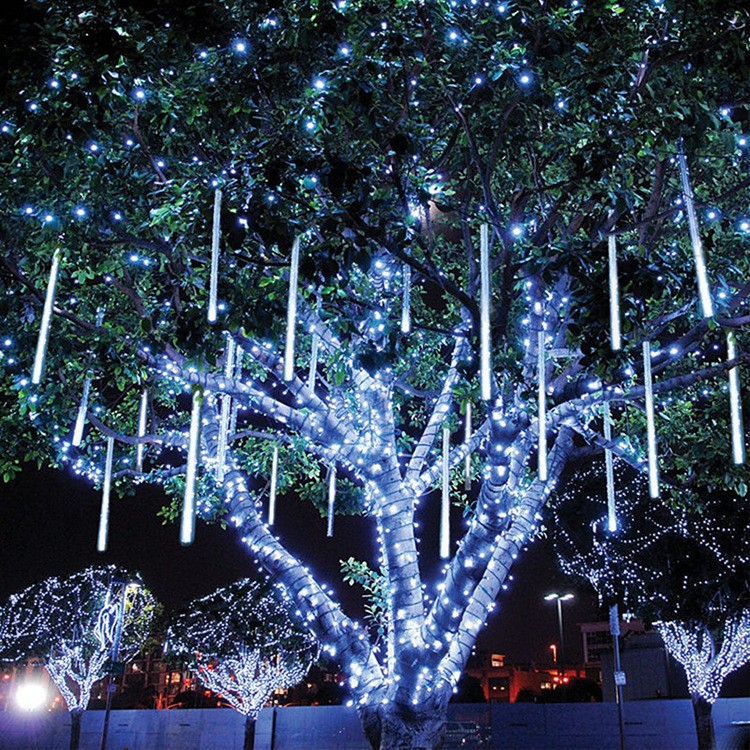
left=0, top=465, right=598, bottom=666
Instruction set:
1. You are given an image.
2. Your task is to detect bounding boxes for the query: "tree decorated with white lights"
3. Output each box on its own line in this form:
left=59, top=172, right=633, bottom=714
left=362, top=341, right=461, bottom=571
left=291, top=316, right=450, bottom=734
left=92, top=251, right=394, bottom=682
left=166, top=579, right=318, bottom=750
left=551, top=466, right=750, bottom=750
left=1, top=1, right=749, bottom=747
left=0, top=566, right=156, bottom=750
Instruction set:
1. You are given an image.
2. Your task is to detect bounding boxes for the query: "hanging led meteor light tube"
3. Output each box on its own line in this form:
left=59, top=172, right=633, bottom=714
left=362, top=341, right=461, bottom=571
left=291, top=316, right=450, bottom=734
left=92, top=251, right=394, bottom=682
left=268, top=446, right=278, bottom=526
left=72, top=378, right=91, bottom=447
left=608, top=234, right=622, bottom=351
left=401, top=263, right=412, bottom=334
left=642, top=341, right=660, bottom=498
left=216, top=336, right=236, bottom=484
left=537, top=331, right=548, bottom=481
left=136, top=389, right=148, bottom=473
left=180, top=387, right=203, bottom=546
left=207, top=188, right=222, bottom=324
left=283, top=236, right=301, bottom=382
left=727, top=331, right=745, bottom=465
left=676, top=145, right=713, bottom=318
left=72, top=309, right=104, bottom=447
left=603, top=401, right=618, bottom=532
left=308, top=328, right=319, bottom=391
left=97, top=436, right=115, bottom=552
left=464, top=402, right=472, bottom=490
left=480, top=224, right=492, bottom=400
left=440, top=426, right=451, bottom=559
left=327, top=465, right=336, bottom=538
left=32, top=247, right=62, bottom=385
left=229, top=348, right=243, bottom=436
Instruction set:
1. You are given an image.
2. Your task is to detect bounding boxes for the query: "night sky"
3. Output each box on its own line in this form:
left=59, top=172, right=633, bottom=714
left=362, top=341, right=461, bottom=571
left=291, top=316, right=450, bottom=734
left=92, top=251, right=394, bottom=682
left=0, top=465, right=598, bottom=666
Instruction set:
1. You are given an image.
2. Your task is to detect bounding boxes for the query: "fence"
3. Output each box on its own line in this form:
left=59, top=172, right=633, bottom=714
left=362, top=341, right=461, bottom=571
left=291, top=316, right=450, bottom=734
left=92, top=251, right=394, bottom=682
left=0, top=698, right=747, bottom=750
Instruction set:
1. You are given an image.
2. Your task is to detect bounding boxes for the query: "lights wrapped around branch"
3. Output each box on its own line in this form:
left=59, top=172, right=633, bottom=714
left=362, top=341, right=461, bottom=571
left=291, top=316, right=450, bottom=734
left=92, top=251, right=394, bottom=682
left=32, top=247, right=62, bottom=385
left=268, top=445, right=278, bottom=526
left=327, top=465, right=336, bottom=538
left=608, top=234, right=621, bottom=351
left=676, top=144, right=713, bottom=318
left=603, top=402, right=618, bottom=532
left=440, top=426, right=450, bottom=559
left=642, top=341, right=660, bottom=498
left=283, top=236, right=301, bottom=382
left=207, top=188, right=222, bottom=324
left=401, top=263, right=412, bottom=334
left=537, top=331, right=548, bottom=481
left=727, top=331, right=745, bottom=465
left=97, top=436, right=114, bottom=552
left=180, top=386, right=204, bottom=546
left=479, top=223, right=492, bottom=400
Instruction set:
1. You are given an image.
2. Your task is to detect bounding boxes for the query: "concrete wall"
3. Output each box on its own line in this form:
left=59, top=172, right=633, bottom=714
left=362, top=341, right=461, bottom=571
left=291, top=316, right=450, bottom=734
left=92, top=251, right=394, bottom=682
left=0, top=698, right=747, bottom=750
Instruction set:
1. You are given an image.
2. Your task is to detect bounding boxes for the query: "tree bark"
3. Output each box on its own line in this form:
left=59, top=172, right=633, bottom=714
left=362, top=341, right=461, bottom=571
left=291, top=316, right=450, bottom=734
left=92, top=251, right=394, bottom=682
left=243, top=714, right=256, bottom=750
left=359, top=702, right=448, bottom=750
left=691, top=694, right=716, bottom=750
left=69, top=710, right=82, bottom=750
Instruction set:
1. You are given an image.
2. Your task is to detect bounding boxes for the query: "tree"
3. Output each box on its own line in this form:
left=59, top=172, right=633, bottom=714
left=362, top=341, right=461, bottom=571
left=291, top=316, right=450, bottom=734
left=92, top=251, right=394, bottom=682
left=0, top=566, right=156, bottom=750
left=166, top=579, right=318, bottom=750
left=551, top=466, right=750, bottom=750
left=0, top=1, right=749, bottom=747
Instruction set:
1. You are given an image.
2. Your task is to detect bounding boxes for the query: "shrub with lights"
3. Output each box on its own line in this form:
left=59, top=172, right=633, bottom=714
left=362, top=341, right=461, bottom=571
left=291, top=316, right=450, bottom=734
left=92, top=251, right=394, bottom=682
left=551, top=466, right=750, bottom=750
left=166, top=579, right=318, bottom=750
left=0, top=1, right=748, bottom=747
left=0, top=566, right=156, bottom=750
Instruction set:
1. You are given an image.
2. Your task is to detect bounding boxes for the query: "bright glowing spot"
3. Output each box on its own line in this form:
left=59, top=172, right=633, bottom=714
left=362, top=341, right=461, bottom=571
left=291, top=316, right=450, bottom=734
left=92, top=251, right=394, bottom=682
left=234, top=40, right=248, bottom=53
left=519, top=72, right=532, bottom=86
left=16, top=683, right=46, bottom=711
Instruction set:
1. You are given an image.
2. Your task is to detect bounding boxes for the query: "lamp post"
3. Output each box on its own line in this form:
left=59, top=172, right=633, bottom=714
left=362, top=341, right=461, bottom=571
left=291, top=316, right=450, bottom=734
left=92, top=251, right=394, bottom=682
left=544, top=593, right=574, bottom=676
left=99, top=579, right=139, bottom=750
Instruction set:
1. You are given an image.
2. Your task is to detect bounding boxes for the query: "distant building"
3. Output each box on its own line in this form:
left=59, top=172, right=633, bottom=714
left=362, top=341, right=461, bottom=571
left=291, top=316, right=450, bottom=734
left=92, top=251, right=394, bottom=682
left=579, top=620, right=689, bottom=701
left=465, top=651, right=589, bottom=703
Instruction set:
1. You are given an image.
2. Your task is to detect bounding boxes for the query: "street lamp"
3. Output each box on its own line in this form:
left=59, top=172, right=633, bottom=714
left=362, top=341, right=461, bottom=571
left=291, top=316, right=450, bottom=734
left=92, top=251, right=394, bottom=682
left=544, top=593, right=574, bottom=674
left=100, top=579, right=140, bottom=750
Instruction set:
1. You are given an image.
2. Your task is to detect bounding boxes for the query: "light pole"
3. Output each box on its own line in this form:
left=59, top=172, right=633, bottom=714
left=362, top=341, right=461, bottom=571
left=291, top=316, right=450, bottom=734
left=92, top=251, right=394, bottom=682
left=544, top=593, right=574, bottom=676
left=99, top=579, right=139, bottom=750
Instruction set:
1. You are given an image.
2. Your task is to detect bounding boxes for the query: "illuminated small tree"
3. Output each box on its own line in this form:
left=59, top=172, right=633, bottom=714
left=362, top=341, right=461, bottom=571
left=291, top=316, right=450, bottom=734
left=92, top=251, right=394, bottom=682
left=0, top=566, right=156, bottom=750
left=551, top=467, right=750, bottom=750
left=166, top=580, right=318, bottom=750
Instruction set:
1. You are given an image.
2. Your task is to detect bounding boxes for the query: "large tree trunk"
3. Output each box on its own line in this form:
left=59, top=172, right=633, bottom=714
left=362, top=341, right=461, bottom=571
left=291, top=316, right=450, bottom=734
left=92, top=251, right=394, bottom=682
left=359, top=702, right=448, bottom=750
left=243, top=714, right=256, bottom=750
left=69, top=710, right=82, bottom=750
left=691, top=694, right=716, bottom=750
